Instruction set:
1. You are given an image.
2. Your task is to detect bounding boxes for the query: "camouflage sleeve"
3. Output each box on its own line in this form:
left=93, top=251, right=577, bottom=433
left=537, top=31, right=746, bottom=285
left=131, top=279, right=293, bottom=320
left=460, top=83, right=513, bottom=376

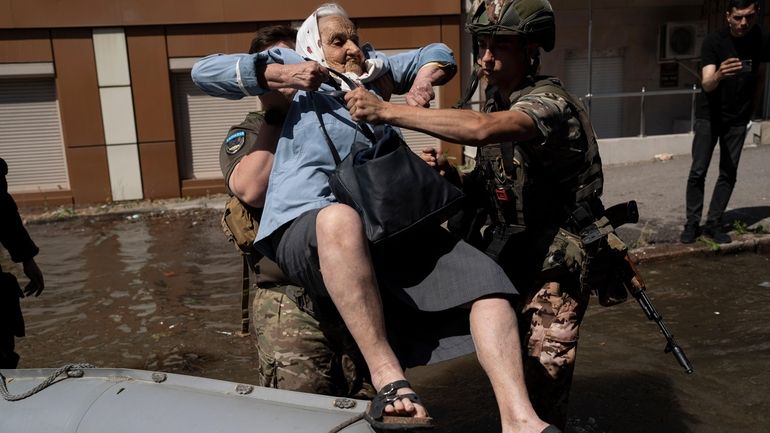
left=510, top=92, right=582, bottom=144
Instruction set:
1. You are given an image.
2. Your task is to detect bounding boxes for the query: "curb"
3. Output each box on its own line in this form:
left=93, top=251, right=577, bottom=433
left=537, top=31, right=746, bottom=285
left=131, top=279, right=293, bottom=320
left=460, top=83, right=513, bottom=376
left=22, top=197, right=770, bottom=264
left=630, top=233, right=770, bottom=264
left=22, top=196, right=228, bottom=225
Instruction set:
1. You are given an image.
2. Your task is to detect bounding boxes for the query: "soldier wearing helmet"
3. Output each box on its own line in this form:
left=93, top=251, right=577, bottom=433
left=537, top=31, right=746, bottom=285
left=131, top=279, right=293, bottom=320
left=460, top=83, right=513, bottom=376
left=346, top=0, right=608, bottom=428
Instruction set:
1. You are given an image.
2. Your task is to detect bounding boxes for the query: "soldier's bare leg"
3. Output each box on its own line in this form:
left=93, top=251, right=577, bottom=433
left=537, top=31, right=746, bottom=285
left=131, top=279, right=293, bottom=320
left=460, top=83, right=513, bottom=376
left=315, top=204, right=427, bottom=418
left=470, top=296, right=550, bottom=433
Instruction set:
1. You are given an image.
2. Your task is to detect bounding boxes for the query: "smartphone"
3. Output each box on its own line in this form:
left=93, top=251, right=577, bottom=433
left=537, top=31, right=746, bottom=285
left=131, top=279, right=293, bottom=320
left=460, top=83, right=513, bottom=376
left=741, top=59, right=753, bottom=73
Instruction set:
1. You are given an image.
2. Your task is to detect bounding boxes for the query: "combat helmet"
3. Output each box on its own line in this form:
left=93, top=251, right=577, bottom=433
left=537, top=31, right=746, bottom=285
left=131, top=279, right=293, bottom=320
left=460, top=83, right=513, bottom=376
left=466, top=0, right=555, bottom=52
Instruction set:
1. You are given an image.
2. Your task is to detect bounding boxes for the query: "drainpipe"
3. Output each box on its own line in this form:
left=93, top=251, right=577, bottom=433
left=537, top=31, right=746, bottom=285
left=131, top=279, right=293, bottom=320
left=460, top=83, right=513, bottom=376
left=587, top=0, right=593, bottom=114
left=762, top=0, right=770, bottom=118
left=640, top=86, right=646, bottom=137
left=691, top=83, right=697, bottom=133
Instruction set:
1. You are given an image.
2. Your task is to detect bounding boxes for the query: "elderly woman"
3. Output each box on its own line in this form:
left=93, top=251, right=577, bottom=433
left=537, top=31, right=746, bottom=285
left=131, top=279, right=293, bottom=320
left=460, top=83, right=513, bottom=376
left=193, top=4, right=556, bottom=433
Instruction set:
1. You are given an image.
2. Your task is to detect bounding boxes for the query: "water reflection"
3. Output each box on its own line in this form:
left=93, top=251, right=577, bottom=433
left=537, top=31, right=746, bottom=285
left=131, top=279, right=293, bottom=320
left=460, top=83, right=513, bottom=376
left=3, top=211, right=243, bottom=375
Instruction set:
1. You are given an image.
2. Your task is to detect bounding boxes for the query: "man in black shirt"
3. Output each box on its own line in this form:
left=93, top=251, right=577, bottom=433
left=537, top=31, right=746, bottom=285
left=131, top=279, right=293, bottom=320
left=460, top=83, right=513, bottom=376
left=681, top=0, right=766, bottom=244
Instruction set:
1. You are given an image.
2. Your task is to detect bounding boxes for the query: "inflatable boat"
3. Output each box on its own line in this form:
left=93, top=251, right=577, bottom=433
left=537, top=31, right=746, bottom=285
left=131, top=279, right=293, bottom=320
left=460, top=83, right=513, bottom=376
left=0, top=365, right=374, bottom=433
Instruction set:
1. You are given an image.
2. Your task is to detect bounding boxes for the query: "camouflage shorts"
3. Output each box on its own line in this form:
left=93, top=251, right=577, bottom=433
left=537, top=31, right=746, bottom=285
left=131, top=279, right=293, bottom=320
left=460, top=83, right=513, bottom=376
left=251, top=287, right=374, bottom=399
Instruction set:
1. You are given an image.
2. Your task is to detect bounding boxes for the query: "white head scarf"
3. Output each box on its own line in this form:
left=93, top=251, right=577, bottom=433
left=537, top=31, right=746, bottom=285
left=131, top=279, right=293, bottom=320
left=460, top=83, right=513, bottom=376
left=296, top=3, right=385, bottom=90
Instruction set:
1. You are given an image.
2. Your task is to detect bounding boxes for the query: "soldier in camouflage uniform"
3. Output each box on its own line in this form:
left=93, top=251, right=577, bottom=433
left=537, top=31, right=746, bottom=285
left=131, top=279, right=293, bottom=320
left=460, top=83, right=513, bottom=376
left=346, top=0, right=607, bottom=427
left=220, top=25, right=372, bottom=398
left=247, top=257, right=371, bottom=397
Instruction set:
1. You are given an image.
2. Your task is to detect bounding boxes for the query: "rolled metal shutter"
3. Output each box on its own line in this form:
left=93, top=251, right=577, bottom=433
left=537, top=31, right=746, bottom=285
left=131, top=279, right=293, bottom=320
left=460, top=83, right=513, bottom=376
left=0, top=78, right=68, bottom=193
left=564, top=56, right=624, bottom=139
left=172, top=72, right=260, bottom=180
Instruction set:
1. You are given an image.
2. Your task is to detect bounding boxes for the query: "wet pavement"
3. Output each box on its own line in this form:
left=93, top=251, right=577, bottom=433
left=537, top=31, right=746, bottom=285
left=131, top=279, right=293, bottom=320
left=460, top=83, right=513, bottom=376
left=3, top=209, right=769, bottom=433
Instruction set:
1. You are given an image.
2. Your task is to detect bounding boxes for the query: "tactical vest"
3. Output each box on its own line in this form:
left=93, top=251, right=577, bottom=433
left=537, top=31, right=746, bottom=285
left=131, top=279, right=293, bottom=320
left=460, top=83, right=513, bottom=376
left=475, top=75, right=603, bottom=232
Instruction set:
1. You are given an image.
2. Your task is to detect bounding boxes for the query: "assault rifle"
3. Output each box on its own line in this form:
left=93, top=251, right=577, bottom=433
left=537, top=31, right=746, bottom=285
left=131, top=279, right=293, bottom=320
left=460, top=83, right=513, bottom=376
left=620, top=251, right=694, bottom=374
left=581, top=201, right=694, bottom=374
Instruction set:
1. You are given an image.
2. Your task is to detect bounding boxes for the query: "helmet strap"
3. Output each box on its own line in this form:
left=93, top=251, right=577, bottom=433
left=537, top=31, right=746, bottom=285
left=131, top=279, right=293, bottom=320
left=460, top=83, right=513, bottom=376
left=453, top=67, right=481, bottom=109
left=528, top=45, right=541, bottom=75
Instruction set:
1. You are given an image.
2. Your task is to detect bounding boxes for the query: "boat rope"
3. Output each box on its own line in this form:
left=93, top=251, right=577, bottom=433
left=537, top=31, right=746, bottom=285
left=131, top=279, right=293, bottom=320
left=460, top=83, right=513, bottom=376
left=0, top=363, right=95, bottom=401
left=327, top=412, right=365, bottom=433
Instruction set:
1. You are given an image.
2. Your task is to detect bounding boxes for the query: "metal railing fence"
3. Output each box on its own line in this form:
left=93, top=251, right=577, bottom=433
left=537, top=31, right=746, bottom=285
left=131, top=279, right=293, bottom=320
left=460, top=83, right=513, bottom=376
left=583, top=85, right=700, bottom=137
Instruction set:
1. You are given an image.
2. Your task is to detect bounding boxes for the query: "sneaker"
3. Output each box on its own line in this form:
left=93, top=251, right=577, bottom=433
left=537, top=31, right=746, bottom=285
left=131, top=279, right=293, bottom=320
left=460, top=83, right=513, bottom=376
left=703, top=226, right=731, bottom=244
left=679, top=225, right=700, bottom=244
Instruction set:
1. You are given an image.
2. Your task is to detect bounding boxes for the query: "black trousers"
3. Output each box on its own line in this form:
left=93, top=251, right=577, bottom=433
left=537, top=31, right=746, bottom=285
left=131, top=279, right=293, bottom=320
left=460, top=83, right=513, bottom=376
left=1, top=271, right=24, bottom=369
left=685, top=118, right=748, bottom=228
left=0, top=334, right=19, bottom=369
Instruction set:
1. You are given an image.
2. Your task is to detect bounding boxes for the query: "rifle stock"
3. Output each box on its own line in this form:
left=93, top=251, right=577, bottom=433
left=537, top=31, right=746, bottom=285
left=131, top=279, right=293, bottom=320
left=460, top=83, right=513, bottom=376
left=622, top=254, right=694, bottom=374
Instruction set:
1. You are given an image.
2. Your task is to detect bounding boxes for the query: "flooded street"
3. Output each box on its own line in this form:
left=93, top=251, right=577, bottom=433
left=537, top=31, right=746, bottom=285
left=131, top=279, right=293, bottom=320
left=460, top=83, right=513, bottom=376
left=410, top=251, right=770, bottom=433
left=6, top=210, right=252, bottom=380
left=4, top=210, right=769, bottom=433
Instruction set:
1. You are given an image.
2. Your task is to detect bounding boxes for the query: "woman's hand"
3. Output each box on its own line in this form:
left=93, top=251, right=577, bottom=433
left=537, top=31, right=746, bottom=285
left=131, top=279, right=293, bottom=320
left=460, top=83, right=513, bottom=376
left=405, top=64, right=447, bottom=107
left=266, top=61, right=329, bottom=91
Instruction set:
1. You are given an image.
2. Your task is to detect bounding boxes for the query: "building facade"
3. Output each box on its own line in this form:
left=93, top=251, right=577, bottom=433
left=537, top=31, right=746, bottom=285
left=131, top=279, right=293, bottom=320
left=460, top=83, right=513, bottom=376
left=0, top=0, right=463, bottom=206
left=2, top=0, right=768, bottom=206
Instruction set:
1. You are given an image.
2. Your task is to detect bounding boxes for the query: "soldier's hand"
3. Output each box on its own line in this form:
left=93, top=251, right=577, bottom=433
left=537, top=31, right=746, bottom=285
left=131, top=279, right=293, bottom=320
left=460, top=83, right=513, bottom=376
left=345, top=87, right=385, bottom=123
left=420, top=148, right=438, bottom=167
left=22, top=258, right=44, bottom=297
left=420, top=147, right=455, bottom=178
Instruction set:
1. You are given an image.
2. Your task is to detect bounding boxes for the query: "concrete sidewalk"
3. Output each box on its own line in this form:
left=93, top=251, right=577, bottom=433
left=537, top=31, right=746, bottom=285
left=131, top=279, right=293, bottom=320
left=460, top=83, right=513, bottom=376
left=602, top=142, right=770, bottom=261
left=20, top=143, right=770, bottom=263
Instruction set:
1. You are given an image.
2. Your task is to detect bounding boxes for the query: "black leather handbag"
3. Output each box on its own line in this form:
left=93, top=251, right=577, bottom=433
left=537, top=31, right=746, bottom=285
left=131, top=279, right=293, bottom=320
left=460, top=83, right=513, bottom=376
left=311, top=92, right=464, bottom=244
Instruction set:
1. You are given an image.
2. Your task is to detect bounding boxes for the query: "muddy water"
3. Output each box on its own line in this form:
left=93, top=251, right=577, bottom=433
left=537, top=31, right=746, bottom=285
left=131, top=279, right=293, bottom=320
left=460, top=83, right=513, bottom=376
left=5, top=210, right=252, bottom=379
left=4, top=210, right=769, bottom=433
left=409, top=252, right=770, bottom=433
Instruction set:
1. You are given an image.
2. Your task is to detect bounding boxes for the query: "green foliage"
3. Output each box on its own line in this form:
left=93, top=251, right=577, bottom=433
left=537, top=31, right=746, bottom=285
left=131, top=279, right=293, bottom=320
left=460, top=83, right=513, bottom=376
left=53, top=207, right=77, bottom=218
left=627, top=222, right=654, bottom=249
left=732, top=220, right=768, bottom=235
left=732, top=220, right=749, bottom=235
left=699, top=236, right=721, bottom=252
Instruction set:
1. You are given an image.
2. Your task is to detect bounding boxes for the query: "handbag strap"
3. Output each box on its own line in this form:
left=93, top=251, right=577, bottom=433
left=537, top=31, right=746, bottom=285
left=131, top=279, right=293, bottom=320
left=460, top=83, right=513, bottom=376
left=310, top=92, right=343, bottom=165
left=325, top=70, right=378, bottom=140
left=309, top=87, right=378, bottom=166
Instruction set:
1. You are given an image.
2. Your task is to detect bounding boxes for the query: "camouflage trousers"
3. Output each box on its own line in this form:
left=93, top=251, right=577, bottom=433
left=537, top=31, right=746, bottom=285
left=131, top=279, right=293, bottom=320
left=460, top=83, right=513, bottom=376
left=251, top=287, right=374, bottom=399
left=520, top=278, right=590, bottom=428
left=509, top=228, right=591, bottom=429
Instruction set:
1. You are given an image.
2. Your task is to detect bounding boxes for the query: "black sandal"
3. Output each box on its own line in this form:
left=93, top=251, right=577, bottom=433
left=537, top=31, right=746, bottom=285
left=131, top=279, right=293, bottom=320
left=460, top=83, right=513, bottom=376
left=364, top=380, right=435, bottom=431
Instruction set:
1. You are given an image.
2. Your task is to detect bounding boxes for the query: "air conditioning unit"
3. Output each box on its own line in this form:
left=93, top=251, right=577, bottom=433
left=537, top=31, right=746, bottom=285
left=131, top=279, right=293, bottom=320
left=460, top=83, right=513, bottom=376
left=658, top=21, right=706, bottom=61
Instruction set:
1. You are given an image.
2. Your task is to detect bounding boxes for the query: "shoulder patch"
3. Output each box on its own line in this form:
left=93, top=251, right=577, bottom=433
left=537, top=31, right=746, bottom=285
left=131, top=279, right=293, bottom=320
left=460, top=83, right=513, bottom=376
left=225, top=130, right=246, bottom=155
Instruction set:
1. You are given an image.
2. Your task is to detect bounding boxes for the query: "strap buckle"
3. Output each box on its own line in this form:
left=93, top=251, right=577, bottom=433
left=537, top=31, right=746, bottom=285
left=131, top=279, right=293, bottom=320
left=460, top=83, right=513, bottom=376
left=495, top=187, right=509, bottom=202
